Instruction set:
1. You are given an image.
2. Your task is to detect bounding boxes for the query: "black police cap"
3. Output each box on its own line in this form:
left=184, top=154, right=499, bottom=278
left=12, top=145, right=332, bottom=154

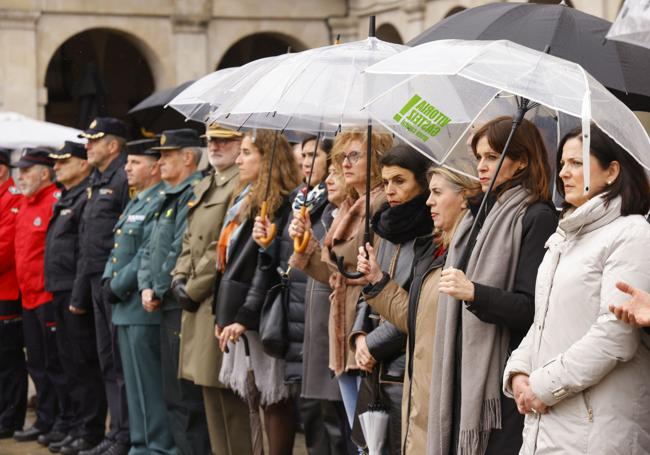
left=78, top=117, right=128, bottom=140
left=152, top=129, right=203, bottom=150
left=49, top=141, right=87, bottom=161
left=0, top=148, right=13, bottom=167
left=126, top=138, right=161, bottom=159
left=13, top=147, right=55, bottom=169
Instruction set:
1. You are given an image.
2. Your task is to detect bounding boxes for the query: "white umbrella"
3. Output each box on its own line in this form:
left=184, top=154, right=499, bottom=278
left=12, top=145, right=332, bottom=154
left=364, top=39, right=650, bottom=194
left=358, top=407, right=390, bottom=455
left=0, top=111, right=83, bottom=149
left=166, top=67, right=239, bottom=122
left=607, top=0, right=650, bottom=49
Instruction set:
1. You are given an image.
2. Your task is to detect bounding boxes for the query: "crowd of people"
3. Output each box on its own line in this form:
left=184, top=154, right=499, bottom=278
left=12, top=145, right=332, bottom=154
left=0, top=113, right=649, bottom=455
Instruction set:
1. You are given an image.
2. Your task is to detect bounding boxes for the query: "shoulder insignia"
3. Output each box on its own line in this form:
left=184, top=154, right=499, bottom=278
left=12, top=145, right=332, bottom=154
left=165, top=208, right=174, bottom=218
left=188, top=200, right=196, bottom=208
left=129, top=187, right=137, bottom=200
left=33, top=216, right=42, bottom=227
left=53, top=191, right=62, bottom=199
left=8, top=186, right=21, bottom=195
left=87, top=187, right=93, bottom=199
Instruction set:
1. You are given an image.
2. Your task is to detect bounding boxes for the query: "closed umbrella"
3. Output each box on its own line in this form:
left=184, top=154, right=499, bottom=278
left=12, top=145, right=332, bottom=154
left=607, top=0, right=650, bottom=49
left=240, top=334, right=264, bottom=455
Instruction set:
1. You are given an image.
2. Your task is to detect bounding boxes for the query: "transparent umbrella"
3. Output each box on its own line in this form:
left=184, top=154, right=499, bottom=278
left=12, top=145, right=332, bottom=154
left=607, top=0, right=650, bottom=49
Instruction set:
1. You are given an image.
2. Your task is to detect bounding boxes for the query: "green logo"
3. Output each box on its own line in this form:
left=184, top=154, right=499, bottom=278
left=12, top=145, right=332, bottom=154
left=393, top=94, right=451, bottom=143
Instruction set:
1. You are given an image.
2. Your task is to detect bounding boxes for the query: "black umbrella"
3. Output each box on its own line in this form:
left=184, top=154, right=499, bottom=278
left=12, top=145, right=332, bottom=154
left=408, top=1, right=650, bottom=112
left=128, top=81, right=204, bottom=133
left=240, top=334, right=264, bottom=455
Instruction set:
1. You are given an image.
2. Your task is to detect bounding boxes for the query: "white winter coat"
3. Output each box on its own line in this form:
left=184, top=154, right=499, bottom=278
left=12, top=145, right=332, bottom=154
left=503, top=195, right=650, bottom=455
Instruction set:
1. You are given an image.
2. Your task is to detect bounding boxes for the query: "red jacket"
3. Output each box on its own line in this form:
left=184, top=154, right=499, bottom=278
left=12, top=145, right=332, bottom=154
left=0, top=177, right=22, bottom=308
left=14, top=183, right=59, bottom=310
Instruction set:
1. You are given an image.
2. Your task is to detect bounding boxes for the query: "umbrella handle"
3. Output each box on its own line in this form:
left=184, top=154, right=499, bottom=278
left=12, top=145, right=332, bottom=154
left=293, top=206, right=311, bottom=253
left=258, top=201, right=277, bottom=248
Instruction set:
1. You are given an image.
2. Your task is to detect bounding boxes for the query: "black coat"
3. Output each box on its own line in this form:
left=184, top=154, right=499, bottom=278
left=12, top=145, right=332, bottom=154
left=44, top=177, right=89, bottom=292
left=214, top=198, right=292, bottom=329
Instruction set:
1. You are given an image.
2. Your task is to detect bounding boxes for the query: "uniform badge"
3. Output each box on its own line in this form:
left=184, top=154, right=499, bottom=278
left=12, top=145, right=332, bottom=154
left=33, top=216, right=42, bottom=227
left=160, top=134, right=167, bottom=145
left=10, top=207, right=18, bottom=214
left=90, top=119, right=97, bottom=129
left=60, top=209, right=72, bottom=216
left=165, top=208, right=174, bottom=218
left=87, top=187, right=93, bottom=199
left=8, top=186, right=20, bottom=195
left=99, top=188, right=114, bottom=196
left=187, top=201, right=196, bottom=208
left=53, top=191, right=61, bottom=199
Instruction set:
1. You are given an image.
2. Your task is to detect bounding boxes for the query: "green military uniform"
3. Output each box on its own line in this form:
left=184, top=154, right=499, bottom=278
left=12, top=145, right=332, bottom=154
left=172, top=165, right=253, bottom=455
left=102, top=180, right=176, bottom=455
left=137, top=170, right=209, bottom=455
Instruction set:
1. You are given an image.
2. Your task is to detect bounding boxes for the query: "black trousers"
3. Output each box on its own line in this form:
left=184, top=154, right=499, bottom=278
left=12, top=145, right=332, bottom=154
left=299, top=398, right=356, bottom=455
left=22, top=301, right=70, bottom=432
left=0, top=308, right=27, bottom=431
left=53, top=291, right=107, bottom=440
left=89, top=273, right=129, bottom=444
left=160, top=308, right=210, bottom=455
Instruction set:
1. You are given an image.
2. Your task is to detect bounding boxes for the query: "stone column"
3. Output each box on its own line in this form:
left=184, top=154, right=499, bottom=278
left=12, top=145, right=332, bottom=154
left=0, top=10, right=41, bottom=118
left=328, top=16, right=360, bottom=44
left=402, top=0, right=426, bottom=40
left=172, top=15, right=210, bottom=84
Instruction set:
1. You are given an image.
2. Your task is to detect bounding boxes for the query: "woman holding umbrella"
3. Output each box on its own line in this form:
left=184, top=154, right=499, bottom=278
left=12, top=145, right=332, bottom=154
left=287, top=129, right=393, bottom=434
left=214, top=129, right=301, bottom=455
left=356, top=166, right=480, bottom=454
left=426, top=116, right=558, bottom=455
left=503, top=125, right=650, bottom=454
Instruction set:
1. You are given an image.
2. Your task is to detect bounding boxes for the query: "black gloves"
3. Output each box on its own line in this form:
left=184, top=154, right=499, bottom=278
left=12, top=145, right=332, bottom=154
left=102, top=279, right=121, bottom=305
left=171, top=279, right=200, bottom=313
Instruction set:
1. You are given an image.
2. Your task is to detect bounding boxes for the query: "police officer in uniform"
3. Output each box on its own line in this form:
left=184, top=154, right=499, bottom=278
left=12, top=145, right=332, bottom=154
left=138, top=129, right=210, bottom=454
left=43, top=141, right=108, bottom=454
left=171, top=125, right=253, bottom=455
left=0, top=148, right=27, bottom=439
left=71, top=118, right=130, bottom=455
left=102, top=138, right=175, bottom=454
left=12, top=148, right=71, bottom=443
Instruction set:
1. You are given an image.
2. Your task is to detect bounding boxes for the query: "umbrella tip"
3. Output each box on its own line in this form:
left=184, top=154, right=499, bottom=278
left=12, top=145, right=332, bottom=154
left=559, top=0, right=568, bottom=5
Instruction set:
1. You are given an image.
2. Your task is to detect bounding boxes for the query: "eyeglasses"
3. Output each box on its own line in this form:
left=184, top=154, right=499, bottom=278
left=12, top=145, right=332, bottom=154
left=337, top=150, right=363, bottom=165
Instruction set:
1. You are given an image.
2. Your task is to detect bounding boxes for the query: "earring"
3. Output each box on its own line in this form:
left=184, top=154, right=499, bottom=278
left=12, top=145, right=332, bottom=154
left=606, top=180, right=612, bottom=186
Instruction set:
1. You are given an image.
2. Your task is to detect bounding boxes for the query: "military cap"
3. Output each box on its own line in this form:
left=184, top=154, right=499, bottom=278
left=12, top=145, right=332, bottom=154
left=78, top=117, right=128, bottom=140
left=126, top=138, right=161, bottom=159
left=0, top=148, right=13, bottom=167
left=13, top=147, right=55, bottom=168
left=50, top=141, right=87, bottom=160
left=152, top=129, right=203, bottom=150
left=201, top=123, right=243, bottom=140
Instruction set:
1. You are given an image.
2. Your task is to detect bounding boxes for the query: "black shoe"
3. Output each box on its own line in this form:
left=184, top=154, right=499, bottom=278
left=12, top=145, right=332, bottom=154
left=49, top=434, right=75, bottom=453
left=61, top=437, right=104, bottom=455
left=13, top=425, right=45, bottom=442
left=0, top=427, right=17, bottom=439
left=103, top=442, right=130, bottom=455
left=39, top=430, right=68, bottom=446
left=77, top=438, right=113, bottom=455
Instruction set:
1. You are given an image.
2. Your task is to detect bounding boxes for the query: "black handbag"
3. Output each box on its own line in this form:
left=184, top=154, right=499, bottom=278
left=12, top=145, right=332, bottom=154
left=259, top=266, right=291, bottom=358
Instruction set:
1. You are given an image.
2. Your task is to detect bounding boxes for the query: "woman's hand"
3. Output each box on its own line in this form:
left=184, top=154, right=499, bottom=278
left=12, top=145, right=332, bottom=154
left=609, top=281, right=650, bottom=327
left=512, top=373, right=548, bottom=415
left=439, top=267, right=475, bottom=302
left=356, top=243, right=383, bottom=285
left=288, top=210, right=312, bottom=241
left=218, top=323, right=247, bottom=353
left=252, top=216, right=272, bottom=247
left=354, top=334, right=376, bottom=373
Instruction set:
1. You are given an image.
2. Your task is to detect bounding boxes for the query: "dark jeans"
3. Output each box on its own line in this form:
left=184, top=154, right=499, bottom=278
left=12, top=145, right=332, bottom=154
left=22, top=302, right=70, bottom=432
left=89, top=273, right=129, bottom=444
left=160, top=308, right=210, bottom=455
left=299, top=398, right=356, bottom=455
left=0, top=310, right=27, bottom=431
left=53, top=291, right=106, bottom=440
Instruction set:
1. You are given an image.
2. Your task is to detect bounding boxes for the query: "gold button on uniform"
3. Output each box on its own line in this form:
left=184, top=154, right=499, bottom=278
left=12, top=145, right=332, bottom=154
left=114, top=243, right=119, bottom=248
left=112, top=257, right=117, bottom=264
left=117, top=229, right=122, bottom=234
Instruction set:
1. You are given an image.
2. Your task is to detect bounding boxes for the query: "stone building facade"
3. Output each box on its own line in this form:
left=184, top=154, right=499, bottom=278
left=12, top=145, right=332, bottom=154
left=0, top=0, right=623, bottom=129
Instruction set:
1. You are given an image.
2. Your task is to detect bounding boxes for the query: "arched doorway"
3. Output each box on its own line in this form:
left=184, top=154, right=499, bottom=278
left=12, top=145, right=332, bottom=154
left=45, top=28, right=155, bottom=130
left=444, top=6, right=467, bottom=18
left=217, top=33, right=307, bottom=69
left=376, top=23, right=403, bottom=44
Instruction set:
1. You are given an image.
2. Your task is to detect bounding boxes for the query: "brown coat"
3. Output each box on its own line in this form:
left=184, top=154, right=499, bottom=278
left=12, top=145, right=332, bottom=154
left=290, top=186, right=385, bottom=375
left=173, top=165, right=239, bottom=387
left=365, top=267, right=441, bottom=455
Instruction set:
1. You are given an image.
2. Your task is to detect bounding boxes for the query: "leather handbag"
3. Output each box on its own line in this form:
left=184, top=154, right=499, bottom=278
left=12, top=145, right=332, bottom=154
left=259, top=266, right=291, bottom=358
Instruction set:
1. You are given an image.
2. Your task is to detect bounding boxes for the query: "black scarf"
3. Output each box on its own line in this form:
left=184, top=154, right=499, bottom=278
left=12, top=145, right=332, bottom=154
left=371, top=191, right=433, bottom=245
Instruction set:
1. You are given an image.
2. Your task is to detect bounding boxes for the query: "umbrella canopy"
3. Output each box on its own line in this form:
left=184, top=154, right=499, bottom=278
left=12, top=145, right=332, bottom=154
left=207, top=37, right=407, bottom=136
left=408, top=2, right=650, bottom=112
left=128, top=81, right=204, bottom=133
left=364, top=39, right=650, bottom=194
left=0, top=111, right=82, bottom=149
left=359, top=407, right=389, bottom=455
left=607, top=0, right=650, bottom=49
left=167, top=68, right=238, bottom=122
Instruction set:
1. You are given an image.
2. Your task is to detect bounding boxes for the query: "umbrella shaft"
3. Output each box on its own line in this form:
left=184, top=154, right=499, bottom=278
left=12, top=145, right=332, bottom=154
left=303, top=133, right=322, bottom=196
left=264, top=131, right=279, bottom=200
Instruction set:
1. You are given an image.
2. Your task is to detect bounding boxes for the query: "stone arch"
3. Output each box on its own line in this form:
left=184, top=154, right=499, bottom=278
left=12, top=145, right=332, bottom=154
left=216, top=32, right=308, bottom=69
left=444, top=6, right=467, bottom=18
left=44, top=28, right=157, bottom=129
left=376, top=23, right=403, bottom=44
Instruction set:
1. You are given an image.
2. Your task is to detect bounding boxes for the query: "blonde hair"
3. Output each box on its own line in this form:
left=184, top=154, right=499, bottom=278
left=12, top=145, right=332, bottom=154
left=428, top=166, right=481, bottom=247
left=244, top=130, right=301, bottom=219
left=331, top=129, right=393, bottom=199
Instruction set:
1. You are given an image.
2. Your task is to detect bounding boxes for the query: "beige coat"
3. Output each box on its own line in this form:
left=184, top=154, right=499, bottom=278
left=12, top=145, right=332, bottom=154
left=365, top=267, right=441, bottom=455
left=290, top=187, right=385, bottom=375
left=173, top=165, right=239, bottom=387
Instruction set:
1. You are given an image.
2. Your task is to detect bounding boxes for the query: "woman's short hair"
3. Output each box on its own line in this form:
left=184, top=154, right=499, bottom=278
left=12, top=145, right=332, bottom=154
left=556, top=124, right=650, bottom=216
left=380, top=144, right=431, bottom=192
left=470, top=116, right=552, bottom=205
left=301, top=135, right=334, bottom=170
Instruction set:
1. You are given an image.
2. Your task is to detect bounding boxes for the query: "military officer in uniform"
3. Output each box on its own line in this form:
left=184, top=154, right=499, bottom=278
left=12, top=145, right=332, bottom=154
left=0, top=148, right=27, bottom=439
left=72, top=118, right=131, bottom=455
left=102, top=138, right=176, bottom=455
left=43, top=141, right=107, bottom=454
left=12, top=149, right=71, bottom=443
left=171, top=124, right=253, bottom=455
left=138, top=129, right=209, bottom=454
